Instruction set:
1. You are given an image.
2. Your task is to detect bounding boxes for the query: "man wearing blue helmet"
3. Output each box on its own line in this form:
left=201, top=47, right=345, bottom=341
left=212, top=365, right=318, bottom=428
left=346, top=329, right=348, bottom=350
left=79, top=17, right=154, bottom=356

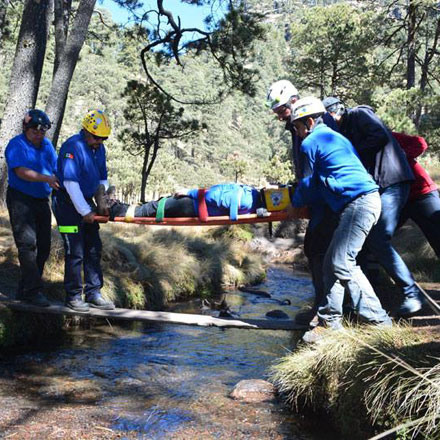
left=5, top=109, right=59, bottom=307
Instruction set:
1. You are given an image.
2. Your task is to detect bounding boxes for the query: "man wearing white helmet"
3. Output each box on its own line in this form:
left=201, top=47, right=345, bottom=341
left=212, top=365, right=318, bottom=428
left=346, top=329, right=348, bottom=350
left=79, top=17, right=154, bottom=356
left=267, top=80, right=339, bottom=326
left=267, top=80, right=299, bottom=120
left=288, top=97, right=392, bottom=342
left=267, top=80, right=339, bottom=178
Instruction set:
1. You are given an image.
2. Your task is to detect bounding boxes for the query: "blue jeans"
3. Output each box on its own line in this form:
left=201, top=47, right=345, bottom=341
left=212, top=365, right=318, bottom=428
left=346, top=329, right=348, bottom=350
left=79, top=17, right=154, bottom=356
left=318, top=191, right=390, bottom=325
left=399, top=190, right=440, bottom=258
left=365, top=182, right=419, bottom=298
left=304, top=205, right=339, bottom=309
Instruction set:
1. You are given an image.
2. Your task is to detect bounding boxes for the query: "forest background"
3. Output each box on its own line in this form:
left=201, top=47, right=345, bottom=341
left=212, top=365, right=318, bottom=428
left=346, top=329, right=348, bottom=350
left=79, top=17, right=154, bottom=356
left=0, top=0, right=439, bottom=203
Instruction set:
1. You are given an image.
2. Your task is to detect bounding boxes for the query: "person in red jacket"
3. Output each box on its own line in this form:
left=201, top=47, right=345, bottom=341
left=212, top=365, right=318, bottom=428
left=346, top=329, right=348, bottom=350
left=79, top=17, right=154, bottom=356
left=393, top=132, right=440, bottom=258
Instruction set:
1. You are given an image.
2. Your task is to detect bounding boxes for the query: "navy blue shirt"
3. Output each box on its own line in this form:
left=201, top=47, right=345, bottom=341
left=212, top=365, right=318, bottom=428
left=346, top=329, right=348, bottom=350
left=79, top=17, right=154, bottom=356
left=292, top=124, right=378, bottom=213
left=5, top=133, right=57, bottom=198
left=56, top=130, right=107, bottom=199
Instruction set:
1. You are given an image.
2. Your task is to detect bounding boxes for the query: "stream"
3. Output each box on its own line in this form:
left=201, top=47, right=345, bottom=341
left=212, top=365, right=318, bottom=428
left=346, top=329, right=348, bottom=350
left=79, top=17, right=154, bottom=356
left=0, top=266, right=332, bottom=440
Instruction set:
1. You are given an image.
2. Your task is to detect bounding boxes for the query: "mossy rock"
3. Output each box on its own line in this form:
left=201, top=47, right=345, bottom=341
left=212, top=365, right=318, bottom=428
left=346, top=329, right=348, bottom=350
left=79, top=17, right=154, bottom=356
left=0, top=304, right=65, bottom=348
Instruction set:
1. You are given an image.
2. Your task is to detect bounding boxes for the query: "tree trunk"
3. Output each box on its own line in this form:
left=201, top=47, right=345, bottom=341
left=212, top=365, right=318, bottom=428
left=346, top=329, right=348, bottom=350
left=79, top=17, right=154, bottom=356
left=406, top=0, right=416, bottom=89
left=140, top=146, right=150, bottom=203
left=0, top=0, right=10, bottom=49
left=0, top=0, right=51, bottom=202
left=53, top=0, right=72, bottom=73
left=143, top=139, right=160, bottom=198
left=45, top=0, right=96, bottom=147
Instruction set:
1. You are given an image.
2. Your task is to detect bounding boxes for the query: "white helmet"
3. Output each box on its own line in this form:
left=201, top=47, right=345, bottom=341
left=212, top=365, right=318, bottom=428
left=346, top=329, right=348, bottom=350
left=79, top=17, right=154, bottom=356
left=266, top=80, right=299, bottom=110
left=291, top=97, right=326, bottom=122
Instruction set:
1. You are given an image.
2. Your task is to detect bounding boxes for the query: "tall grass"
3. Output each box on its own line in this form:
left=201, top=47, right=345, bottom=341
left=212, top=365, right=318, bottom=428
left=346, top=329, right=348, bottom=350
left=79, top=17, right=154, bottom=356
left=270, top=324, right=440, bottom=439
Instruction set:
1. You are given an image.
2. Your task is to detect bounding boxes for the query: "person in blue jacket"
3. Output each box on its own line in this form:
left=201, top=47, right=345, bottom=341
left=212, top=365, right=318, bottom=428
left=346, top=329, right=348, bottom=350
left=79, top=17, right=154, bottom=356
left=287, top=97, right=392, bottom=343
left=5, top=109, right=58, bottom=307
left=107, top=183, right=264, bottom=220
left=267, top=80, right=339, bottom=326
left=52, top=109, right=115, bottom=312
left=323, top=97, right=423, bottom=317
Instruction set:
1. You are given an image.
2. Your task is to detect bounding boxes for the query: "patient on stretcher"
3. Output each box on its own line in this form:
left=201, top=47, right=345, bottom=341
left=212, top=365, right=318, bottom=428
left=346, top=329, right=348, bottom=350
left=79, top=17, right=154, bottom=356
left=104, top=183, right=266, bottom=220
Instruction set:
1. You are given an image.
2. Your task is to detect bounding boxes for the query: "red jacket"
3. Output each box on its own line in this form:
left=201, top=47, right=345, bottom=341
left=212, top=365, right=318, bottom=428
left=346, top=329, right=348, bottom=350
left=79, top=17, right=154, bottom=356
left=392, top=132, right=438, bottom=201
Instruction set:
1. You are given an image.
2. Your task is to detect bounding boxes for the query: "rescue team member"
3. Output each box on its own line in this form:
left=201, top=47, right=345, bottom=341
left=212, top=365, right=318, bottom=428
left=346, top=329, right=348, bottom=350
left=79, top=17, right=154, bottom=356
left=5, top=109, right=58, bottom=307
left=266, top=80, right=339, bottom=326
left=52, top=109, right=115, bottom=312
left=288, top=97, right=392, bottom=343
left=393, top=132, right=440, bottom=258
left=323, top=97, right=423, bottom=317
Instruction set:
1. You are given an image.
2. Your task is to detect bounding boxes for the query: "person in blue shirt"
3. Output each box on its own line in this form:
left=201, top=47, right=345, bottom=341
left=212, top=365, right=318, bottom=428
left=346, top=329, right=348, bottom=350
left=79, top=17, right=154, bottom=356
left=107, top=183, right=264, bottom=220
left=266, top=80, right=339, bottom=327
left=286, top=97, right=392, bottom=343
left=5, top=109, right=58, bottom=307
left=52, top=109, right=115, bottom=312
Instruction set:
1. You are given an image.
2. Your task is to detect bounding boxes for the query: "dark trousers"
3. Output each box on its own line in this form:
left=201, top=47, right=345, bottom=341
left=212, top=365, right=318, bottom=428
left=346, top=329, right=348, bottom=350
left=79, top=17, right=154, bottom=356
left=303, top=206, right=338, bottom=309
left=111, top=196, right=196, bottom=219
left=6, top=186, right=51, bottom=297
left=399, top=190, right=440, bottom=258
left=52, top=191, right=103, bottom=300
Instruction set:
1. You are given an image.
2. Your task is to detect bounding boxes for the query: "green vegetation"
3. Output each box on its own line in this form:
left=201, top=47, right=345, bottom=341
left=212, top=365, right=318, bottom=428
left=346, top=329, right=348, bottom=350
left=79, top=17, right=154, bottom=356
left=0, top=210, right=265, bottom=310
left=1, top=1, right=439, bottom=200
left=270, top=324, right=440, bottom=439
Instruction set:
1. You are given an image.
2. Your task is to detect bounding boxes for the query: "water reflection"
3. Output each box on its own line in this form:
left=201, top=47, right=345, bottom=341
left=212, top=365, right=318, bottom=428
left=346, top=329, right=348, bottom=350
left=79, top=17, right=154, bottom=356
left=0, top=266, right=324, bottom=439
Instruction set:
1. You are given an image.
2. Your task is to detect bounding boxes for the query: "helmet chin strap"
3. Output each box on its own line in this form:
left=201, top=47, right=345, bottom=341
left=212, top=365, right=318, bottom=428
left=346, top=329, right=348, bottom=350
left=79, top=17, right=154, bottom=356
left=302, top=119, right=312, bottom=136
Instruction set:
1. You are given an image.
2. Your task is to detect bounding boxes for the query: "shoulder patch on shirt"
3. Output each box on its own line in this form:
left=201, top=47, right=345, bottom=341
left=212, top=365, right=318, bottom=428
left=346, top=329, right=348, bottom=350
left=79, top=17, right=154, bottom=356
left=65, top=153, right=74, bottom=159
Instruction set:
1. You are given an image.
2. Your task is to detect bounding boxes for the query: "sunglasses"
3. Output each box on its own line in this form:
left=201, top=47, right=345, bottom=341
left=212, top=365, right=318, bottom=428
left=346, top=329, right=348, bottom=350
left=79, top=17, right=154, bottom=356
left=91, top=134, right=108, bottom=141
left=29, top=126, right=49, bottom=133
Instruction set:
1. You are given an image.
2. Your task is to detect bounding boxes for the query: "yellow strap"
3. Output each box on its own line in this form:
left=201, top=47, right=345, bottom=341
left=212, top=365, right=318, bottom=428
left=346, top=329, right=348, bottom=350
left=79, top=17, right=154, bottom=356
left=125, top=204, right=137, bottom=222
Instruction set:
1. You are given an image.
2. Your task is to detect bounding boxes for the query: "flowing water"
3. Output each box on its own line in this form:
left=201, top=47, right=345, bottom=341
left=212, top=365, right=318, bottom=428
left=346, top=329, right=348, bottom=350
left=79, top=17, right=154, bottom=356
left=0, top=266, right=330, bottom=440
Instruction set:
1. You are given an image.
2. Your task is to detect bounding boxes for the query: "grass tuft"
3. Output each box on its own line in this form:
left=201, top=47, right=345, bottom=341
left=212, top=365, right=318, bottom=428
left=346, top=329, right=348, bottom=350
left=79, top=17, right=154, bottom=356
left=270, top=324, right=440, bottom=439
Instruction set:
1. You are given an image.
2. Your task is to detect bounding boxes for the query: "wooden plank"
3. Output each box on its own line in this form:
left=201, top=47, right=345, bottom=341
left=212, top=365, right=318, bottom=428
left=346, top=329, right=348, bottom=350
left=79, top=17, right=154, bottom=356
left=0, top=299, right=308, bottom=331
left=415, top=282, right=440, bottom=316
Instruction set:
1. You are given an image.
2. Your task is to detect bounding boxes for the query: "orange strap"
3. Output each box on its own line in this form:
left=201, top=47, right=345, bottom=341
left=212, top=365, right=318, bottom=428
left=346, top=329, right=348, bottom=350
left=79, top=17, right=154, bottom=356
left=197, top=188, right=209, bottom=222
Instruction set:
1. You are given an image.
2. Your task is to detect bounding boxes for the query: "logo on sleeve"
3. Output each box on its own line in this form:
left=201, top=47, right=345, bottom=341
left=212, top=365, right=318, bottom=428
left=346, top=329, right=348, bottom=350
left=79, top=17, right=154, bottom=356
left=65, top=153, right=74, bottom=159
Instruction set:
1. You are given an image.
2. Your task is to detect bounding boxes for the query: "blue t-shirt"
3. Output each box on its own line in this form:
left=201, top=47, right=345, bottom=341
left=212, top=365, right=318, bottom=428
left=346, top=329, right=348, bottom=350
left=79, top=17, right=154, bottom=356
left=292, top=124, right=378, bottom=213
left=187, top=183, right=262, bottom=220
left=5, top=133, right=57, bottom=198
left=56, top=130, right=107, bottom=199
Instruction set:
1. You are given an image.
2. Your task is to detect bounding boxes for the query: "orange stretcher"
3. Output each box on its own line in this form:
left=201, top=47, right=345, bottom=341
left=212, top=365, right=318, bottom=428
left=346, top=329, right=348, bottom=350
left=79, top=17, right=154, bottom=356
left=94, top=207, right=309, bottom=226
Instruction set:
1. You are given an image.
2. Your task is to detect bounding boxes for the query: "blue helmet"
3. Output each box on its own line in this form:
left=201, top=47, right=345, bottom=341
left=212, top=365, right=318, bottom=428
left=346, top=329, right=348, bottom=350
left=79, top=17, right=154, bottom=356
left=322, top=97, right=344, bottom=115
left=23, top=109, right=52, bottom=131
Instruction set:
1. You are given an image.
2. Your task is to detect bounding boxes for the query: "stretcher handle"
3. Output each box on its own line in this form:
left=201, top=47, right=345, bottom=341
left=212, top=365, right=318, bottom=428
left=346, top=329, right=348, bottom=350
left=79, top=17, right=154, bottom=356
left=94, top=215, right=110, bottom=223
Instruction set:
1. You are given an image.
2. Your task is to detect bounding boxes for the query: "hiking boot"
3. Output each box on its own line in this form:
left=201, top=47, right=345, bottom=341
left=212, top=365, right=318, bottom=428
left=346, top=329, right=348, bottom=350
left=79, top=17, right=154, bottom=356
left=87, top=294, right=115, bottom=310
left=302, top=321, right=343, bottom=344
left=24, top=292, right=51, bottom=307
left=94, top=184, right=109, bottom=216
left=370, top=318, right=393, bottom=328
left=302, top=326, right=330, bottom=344
left=397, top=293, right=424, bottom=317
left=65, top=297, right=90, bottom=312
